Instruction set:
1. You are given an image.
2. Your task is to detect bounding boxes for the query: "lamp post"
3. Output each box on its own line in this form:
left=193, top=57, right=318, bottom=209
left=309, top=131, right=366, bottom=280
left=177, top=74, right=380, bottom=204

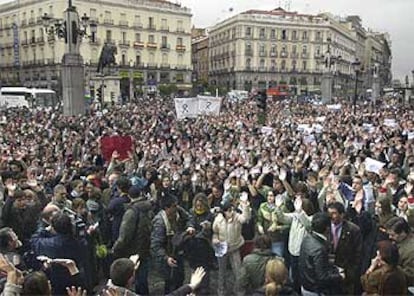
left=42, top=0, right=97, bottom=116
left=352, top=59, right=361, bottom=114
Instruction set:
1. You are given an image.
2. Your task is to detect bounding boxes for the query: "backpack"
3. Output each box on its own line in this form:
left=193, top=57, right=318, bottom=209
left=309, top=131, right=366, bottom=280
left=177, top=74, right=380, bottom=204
left=129, top=202, right=153, bottom=255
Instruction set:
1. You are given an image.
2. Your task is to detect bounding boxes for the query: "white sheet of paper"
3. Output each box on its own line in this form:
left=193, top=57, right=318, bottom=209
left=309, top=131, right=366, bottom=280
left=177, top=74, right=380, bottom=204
left=365, top=157, right=386, bottom=174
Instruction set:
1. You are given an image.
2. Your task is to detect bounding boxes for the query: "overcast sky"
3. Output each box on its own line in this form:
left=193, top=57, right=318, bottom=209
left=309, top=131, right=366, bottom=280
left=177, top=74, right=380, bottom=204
left=180, top=0, right=413, bottom=83
left=0, top=0, right=412, bottom=82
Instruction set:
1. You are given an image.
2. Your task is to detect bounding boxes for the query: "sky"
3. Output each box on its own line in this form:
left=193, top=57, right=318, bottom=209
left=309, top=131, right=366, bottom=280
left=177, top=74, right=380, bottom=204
left=179, top=0, right=414, bottom=83
left=0, top=0, right=412, bottom=82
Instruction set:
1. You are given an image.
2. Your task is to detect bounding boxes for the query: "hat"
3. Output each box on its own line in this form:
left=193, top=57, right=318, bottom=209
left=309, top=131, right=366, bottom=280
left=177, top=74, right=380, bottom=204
left=128, top=185, right=142, bottom=199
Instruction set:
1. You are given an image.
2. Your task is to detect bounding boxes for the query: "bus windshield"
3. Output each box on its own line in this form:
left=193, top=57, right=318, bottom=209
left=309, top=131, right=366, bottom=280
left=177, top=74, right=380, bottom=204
left=0, top=87, right=58, bottom=108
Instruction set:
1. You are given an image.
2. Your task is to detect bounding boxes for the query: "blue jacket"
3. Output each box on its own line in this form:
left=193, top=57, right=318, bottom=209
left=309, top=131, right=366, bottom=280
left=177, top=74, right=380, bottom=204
left=30, top=231, right=86, bottom=295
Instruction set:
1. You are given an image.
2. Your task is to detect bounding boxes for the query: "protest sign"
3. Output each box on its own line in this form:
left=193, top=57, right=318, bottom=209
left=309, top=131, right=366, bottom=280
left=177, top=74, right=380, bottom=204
left=197, top=96, right=222, bottom=116
left=365, top=157, right=385, bottom=175
left=174, top=98, right=198, bottom=119
left=100, top=136, right=132, bottom=161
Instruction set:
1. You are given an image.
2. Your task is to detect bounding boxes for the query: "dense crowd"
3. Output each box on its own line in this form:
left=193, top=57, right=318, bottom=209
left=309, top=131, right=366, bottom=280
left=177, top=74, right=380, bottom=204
left=0, top=96, right=413, bottom=296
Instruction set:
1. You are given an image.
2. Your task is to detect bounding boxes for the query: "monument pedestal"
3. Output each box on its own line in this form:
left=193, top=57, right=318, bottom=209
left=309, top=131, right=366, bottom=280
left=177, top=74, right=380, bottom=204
left=321, top=72, right=333, bottom=104
left=61, top=53, right=85, bottom=116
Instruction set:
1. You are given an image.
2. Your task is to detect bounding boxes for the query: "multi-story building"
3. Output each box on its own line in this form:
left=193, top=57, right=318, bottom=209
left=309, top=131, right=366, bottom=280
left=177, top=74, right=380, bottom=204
left=208, top=7, right=392, bottom=98
left=0, top=0, right=192, bottom=100
left=191, top=28, right=209, bottom=91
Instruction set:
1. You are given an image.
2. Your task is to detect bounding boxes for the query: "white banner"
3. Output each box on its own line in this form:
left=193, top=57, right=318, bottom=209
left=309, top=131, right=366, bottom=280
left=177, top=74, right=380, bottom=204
left=197, top=96, right=222, bottom=116
left=174, top=98, right=198, bottom=119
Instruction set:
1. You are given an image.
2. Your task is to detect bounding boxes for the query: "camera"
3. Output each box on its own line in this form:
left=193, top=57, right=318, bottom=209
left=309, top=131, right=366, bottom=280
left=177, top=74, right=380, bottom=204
left=62, top=207, right=87, bottom=239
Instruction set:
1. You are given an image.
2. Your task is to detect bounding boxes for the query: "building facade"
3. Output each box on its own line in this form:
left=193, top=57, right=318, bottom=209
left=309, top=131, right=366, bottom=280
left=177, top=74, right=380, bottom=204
left=0, top=0, right=192, bottom=101
left=191, top=28, right=209, bottom=92
left=208, top=7, right=391, bottom=98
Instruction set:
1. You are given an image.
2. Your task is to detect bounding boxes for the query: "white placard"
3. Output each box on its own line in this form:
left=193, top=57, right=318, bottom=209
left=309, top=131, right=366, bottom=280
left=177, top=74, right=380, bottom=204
left=261, top=126, right=273, bottom=135
left=197, top=96, right=222, bottom=116
left=174, top=98, right=198, bottom=119
left=327, top=104, right=342, bottom=110
left=407, top=132, right=414, bottom=140
left=365, top=157, right=386, bottom=175
left=384, top=119, right=398, bottom=128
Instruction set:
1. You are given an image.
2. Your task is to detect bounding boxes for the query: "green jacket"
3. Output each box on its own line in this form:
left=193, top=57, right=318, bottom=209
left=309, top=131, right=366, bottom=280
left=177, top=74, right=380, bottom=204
left=239, top=249, right=282, bottom=294
left=397, top=234, right=414, bottom=286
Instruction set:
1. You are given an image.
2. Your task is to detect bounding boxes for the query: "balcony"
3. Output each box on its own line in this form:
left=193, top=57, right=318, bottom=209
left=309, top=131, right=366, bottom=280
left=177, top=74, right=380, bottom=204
left=119, top=20, right=129, bottom=27
left=315, top=37, right=323, bottom=43
left=160, top=63, right=170, bottom=69
left=133, top=41, right=145, bottom=48
left=270, top=51, right=278, bottom=57
left=259, top=34, right=266, bottom=40
left=270, top=66, right=277, bottom=72
left=132, top=22, right=143, bottom=29
left=176, top=44, right=186, bottom=52
left=147, top=42, right=157, bottom=49
left=147, top=63, right=158, bottom=69
left=36, top=17, right=43, bottom=24
left=36, top=36, right=45, bottom=44
left=291, top=52, right=298, bottom=58
left=147, top=25, right=156, bottom=31
left=21, top=19, right=27, bottom=26
left=47, top=35, right=55, bottom=42
left=176, top=28, right=185, bottom=33
left=89, top=17, right=99, bottom=23
left=245, top=66, right=252, bottom=71
left=160, top=43, right=170, bottom=50
left=280, top=51, right=288, bottom=58
left=259, top=51, right=267, bottom=57
left=103, top=19, right=114, bottom=25
left=119, top=40, right=130, bottom=47
left=160, top=26, right=169, bottom=32
left=301, top=53, right=309, bottom=59
left=28, top=17, right=35, bottom=24
left=245, top=49, right=253, bottom=56
left=258, top=66, right=267, bottom=72
left=30, top=37, right=36, bottom=44
left=21, top=40, right=29, bottom=46
left=45, top=58, right=55, bottom=65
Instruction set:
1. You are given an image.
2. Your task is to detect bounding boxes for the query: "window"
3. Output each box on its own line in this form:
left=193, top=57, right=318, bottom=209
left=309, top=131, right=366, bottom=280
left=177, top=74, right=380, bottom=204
left=259, top=44, right=265, bottom=53
left=270, top=29, right=276, bottom=39
left=303, top=61, right=307, bottom=70
left=161, top=18, right=167, bottom=29
left=122, top=32, right=127, bottom=43
left=149, top=17, right=154, bottom=28
left=162, top=36, right=167, bottom=47
left=135, top=55, right=141, bottom=65
left=149, top=53, right=154, bottom=63
left=178, top=54, right=183, bottom=65
left=316, top=46, right=321, bottom=56
left=259, top=28, right=265, bottom=38
left=121, top=53, right=126, bottom=65
left=105, top=11, right=111, bottom=20
left=292, top=60, right=297, bottom=71
left=38, top=8, right=42, bottom=17
left=281, top=60, right=286, bottom=70
left=49, top=5, right=53, bottom=15
left=106, top=30, right=112, bottom=42
left=135, top=15, right=141, bottom=25
left=246, top=27, right=251, bottom=36
left=292, top=45, right=297, bottom=53
left=23, top=31, right=27, bottom=42
left=316, top=31, right=321, bottom=41
left=135, top=33, right=141, bottom=42
left=177, top=20, right=183, bottom=31
left=271, top=44, right=277, bottom=53
left=246, top=58, right=251, bottom=68
left=282, top=29, right=287, bottom=40
left=90, top=8, right=96, bottom=18
left=259, top=59, right=265, bottom=68
left=271, top=60, right=276, bottom=69
left=303, top=31, right=308, bottom=40
left=148, top=35, right=154, bottom=43
left=31, top=29, right=35, bottom=43
left=121, top=13, right=126, bottom=20
left=292, top=30, right=297, bottom=40
left=177, top=37, right=183, bottom=46
left=302, top=45, right=307, bottom=54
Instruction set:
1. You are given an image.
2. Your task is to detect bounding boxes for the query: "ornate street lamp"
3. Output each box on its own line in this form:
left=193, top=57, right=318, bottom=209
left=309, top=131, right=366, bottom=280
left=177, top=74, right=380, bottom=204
left=352, top=59, right=361, bottom=114
left=41, top=0, right=97, bottom=116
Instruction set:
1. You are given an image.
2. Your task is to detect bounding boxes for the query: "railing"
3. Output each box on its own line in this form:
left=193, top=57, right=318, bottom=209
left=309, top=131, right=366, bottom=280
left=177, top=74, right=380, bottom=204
left=147, top=42, right=158, bottom=49
left=291, top=52, right=298, bottom=58
left=21, top=19, right=27, bottom=26
left=160, top=26, right=169, bottom=32
left=270, top=51, right=278, bottom=57
left=36, top=36, right=45, bottom=43
left=280, top=51, right=288, bottom=58
left=245, top=49, right=253, bottom=56
left=176, top=44, right=186, bottom=51
left=103, top=19, right=114, bottom=25
left=259, top=51, right=267, bottom=57
left=119, top=20, right=129, bottom=27
left=160, top=44, right=170, bottom=50
left=132, top=22, right=143, bottom=29
left=302, top=53, right=309, bottom=59
left=119, top=40, right=130, bottom=47
left=176, top=28, right=185, bottom=33
left=147, top=63, right=158, bottom=68
left=133, top=41, right=145, bottom=48
left=160, top=63, right=170, bottom=69
left=148, top=25, right=156, bottom=31
left=28, top=17, right=35, bottom=24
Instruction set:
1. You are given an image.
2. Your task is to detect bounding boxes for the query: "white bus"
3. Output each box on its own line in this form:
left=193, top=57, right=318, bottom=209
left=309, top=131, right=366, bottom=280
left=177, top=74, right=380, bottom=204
left=0, top=87, right=58, bottom=109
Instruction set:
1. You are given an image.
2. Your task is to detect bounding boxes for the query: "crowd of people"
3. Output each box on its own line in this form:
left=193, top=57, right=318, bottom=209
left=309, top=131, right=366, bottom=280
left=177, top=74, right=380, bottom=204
left=0, top=95, right=413, bottom=296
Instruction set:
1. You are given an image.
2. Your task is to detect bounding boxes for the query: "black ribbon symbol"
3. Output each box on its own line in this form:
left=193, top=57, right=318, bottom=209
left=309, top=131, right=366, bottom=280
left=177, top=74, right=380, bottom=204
left=206, top=101, right=212, bottom=110
left=182, top=104, right=189, bottom=113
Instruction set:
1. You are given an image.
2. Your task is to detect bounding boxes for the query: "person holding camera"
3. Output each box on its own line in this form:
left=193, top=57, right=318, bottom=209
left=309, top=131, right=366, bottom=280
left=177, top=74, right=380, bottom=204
left=30, top=212, right=87, bottom=295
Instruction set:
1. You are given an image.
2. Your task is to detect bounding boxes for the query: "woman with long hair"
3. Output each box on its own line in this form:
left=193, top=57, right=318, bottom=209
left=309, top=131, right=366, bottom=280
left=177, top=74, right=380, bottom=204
left=253, top=259, right=297, bottom=296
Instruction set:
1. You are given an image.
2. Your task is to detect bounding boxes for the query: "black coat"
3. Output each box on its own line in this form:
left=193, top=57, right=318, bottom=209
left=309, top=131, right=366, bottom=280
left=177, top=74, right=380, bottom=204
left=299, top=232, right=343, bottom=295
